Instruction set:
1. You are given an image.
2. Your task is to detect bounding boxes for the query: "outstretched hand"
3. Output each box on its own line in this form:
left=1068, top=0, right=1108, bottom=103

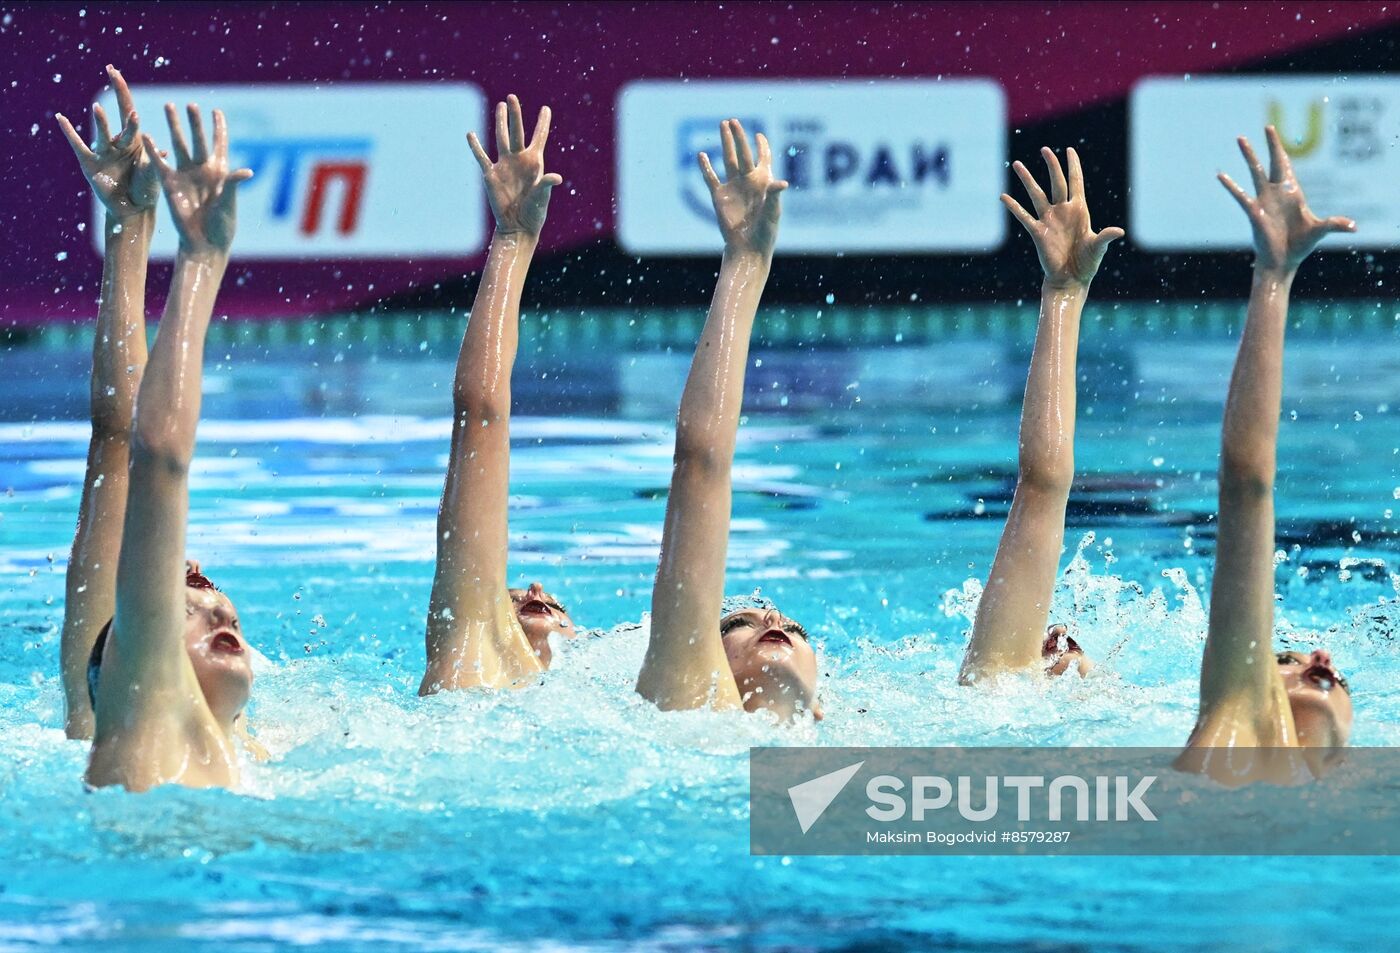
left=142, top=103, right=253, bottom=257
left=468, top=94, right=562, bottom=239
left=698, top=119, right=788, bottom=257
left=1218, top=125, right=1355, bottom=275
left=1003, top=147, right=1124, bottom=290
left=56, top=65, right=161, bottom=221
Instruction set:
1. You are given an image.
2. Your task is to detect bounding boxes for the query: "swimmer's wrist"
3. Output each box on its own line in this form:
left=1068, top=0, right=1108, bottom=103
left=1041, top=277, right=1091, bottom=296
left=104, top=209, right=155, bottom=240
left=721, top=245, right=773, bottom=266
left=1251, top=261, right=1296, bottom=285
left=491, top=228, right=541, bottom=251
left=103, top=212, right=155, bottom=261
left=172, top=246, right=231, bottom=273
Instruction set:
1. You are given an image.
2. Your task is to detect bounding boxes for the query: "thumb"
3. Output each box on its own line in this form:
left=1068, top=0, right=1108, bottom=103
left=1094, top=226, right=1126, bottom=249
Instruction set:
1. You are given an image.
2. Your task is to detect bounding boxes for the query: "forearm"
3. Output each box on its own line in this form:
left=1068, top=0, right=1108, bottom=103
left=132, top=252, right=227, bottom=464
left=1218, top=267, right=1293, bottom=488
left=673, top=249, right=770, bottom=461
left=451, top=231, right=536, bottom=416
left=91, top=212, right=154, bottom=435
left=1017, top=281, right=1087, bottom=491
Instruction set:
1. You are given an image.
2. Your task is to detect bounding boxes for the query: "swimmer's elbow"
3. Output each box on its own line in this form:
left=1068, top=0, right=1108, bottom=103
left=1016, top=464, right=1074, bottom=497
left=452, top=391, right=508, bottom=428
left=672, top=435, right=728, bottom=477
left=1218, top=451, right=1273, bottom=499
left=131, top=429, right=193, bottom=475
left=89, top=396, right=135, bottom=441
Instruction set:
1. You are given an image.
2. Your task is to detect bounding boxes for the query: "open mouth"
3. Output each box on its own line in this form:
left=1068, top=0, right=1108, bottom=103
left=1303, top=665, right=1337, bottom=691
left=518, top=600, right=552, bottom=617
left=209, top=631, right=244, bottom=655
left=757, top=630, right=793, bottom=648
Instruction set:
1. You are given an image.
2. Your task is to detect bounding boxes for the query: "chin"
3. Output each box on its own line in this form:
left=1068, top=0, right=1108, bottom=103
left=521, top=621, right=566, bottom=651
left=200, top=665, right=253, bottom=707
left=1289, top=694, right=1345, bottom=746
left=736, top=666, right=815, bottom=709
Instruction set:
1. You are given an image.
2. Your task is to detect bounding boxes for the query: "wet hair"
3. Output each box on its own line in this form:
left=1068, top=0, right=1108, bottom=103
left=86, top=568, right=220, bottom=708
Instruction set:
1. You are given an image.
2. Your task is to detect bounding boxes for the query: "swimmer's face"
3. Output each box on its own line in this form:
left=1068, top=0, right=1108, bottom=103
left=183, top=585, right=254, bottom=722
left=510, top=582, right=576, bottom=667
left=1277, top=650, right=1352, bottom=765
left=720, top=607, right=821, bottom=720
left=1042, top=624, right=1094, bottom=678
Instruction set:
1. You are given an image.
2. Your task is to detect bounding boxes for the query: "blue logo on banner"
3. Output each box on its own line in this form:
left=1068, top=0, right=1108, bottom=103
left=678, top=115, right=952, bottom=225
left=677, top=117, right=764, bottom=220
left=238, top=137, right=374, bottom=236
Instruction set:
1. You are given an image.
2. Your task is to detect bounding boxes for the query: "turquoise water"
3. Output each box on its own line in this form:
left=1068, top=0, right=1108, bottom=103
left=2, top=332, right=1399, bottom=951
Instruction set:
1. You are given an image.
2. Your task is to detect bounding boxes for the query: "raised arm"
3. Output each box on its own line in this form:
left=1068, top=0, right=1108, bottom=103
left=420, top=96, right=561, bottom=694
left=1183, top=127, right=1355, bottom=751
left=56, top=67, right=159, bottom=739
left=636, top=119, right=786, bottom=710
left=959, top=148, right=1123, bottom=683
left=88, top=104, right=251, bottom=786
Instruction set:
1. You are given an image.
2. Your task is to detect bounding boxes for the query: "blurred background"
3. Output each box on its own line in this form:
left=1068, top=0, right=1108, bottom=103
left=6, top=2, right=1399, bottom=313
left=3, top=1, right=1398, bottom=418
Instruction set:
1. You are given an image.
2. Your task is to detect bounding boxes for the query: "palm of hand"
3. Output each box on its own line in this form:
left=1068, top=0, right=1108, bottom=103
left=713, top=167, right=782, bottom=255
left=485, top=152, right=553, bottom=236
left=85, top=137, right=160, bottom=219
left=1250, top=181, right=1328, bottom=272
left=1035, top=201, right=1106, bottom=287
left=164, top=164, right=239, bottom=252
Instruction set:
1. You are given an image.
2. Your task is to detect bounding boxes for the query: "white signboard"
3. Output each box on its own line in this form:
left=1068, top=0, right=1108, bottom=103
left=90, top=83, right=485, bottom=259
left=1130, top=76, right=1399, bottom=250
left=616, top=80, right=1006, bottom=255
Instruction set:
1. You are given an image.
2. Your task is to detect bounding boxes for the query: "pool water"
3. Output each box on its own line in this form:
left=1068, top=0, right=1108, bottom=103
left=1, top=332, right=1398, bottom=951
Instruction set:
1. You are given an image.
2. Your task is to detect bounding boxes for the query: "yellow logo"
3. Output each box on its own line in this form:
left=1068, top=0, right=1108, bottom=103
left=1266, top=100, right=1324, bottom=157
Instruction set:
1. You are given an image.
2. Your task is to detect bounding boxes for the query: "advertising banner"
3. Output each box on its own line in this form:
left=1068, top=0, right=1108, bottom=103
left=1130, top=76, right=1400, bottom=250
left=616, top=79, right=1006, bottom=255
left=90, top=83, right=486, bottom=260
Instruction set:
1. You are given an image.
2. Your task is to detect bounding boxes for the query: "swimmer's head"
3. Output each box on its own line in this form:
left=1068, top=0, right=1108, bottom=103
left=88, top=567, right=254, bottom=726
left=1042, top=624, right=1094, bottom=678
left=1277, top=649, right=1352, bottom=768
left=720, top=606, right=822, bottom=721
left=510, top=582, right=576, bottom=667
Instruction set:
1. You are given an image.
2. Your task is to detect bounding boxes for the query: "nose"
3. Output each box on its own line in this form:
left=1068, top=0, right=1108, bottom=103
left=761, top=608, right=782, bottom=631
left=1311, top=649, right=1334, bottom=669
left=528, top=581, right=545, bottom=597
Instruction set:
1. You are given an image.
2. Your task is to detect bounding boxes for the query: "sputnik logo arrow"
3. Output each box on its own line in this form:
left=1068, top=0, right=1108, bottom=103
left=787, top=760, right=864, bottom=834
